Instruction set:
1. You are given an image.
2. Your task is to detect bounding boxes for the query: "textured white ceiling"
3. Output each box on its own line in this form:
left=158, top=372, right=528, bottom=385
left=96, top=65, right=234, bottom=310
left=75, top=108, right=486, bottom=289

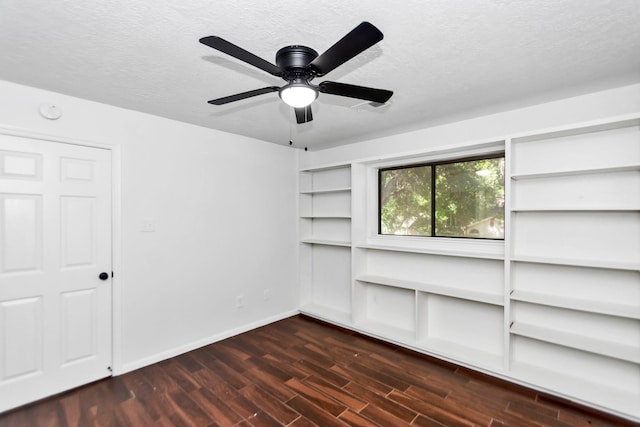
left=1, top=0, right=639, bottom=150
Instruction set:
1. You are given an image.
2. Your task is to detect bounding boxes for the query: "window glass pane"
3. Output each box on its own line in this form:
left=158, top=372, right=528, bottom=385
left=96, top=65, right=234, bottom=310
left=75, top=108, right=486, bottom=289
left=435, top=158, right=504, bottom=238
left=380, top=166, right=432, bottom=236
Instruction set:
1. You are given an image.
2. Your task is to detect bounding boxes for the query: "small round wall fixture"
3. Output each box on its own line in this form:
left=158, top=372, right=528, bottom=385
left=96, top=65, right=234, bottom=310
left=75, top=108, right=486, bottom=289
left=39, top=103, right=63, bottom=120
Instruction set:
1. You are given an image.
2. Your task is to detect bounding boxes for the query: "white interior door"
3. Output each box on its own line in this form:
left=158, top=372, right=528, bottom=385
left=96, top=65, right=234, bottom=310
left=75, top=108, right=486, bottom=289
left=0, top=134, right=112, bottom=412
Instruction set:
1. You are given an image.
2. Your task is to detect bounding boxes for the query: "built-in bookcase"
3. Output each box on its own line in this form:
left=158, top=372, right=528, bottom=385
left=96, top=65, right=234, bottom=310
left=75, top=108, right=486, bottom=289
left=298, top=165, right=352, bottom=323
left=350, top=248, right=505, bottom=371
left=507, top=119, right=640, bottom=418
left=298, top=115, right=640, bottom=421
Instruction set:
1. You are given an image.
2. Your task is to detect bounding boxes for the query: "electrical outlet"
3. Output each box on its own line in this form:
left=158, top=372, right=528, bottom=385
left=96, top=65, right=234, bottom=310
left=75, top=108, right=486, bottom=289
left=263, top=289, right=270, bottom=301
left=236, top=295, right=245, bottom=308
left=141, top=218, right=155, bottom=232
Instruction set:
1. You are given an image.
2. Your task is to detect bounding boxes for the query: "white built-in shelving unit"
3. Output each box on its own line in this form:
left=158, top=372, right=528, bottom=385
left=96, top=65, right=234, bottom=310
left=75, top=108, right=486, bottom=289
left=507, top=118, right=640, bottom=419
left=298, top=165, right=353, bottom=324
left=298, top=115, right=640, bottom=421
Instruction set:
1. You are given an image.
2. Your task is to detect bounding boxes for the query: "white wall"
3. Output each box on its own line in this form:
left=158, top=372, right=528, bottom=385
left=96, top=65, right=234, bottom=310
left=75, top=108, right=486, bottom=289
left=0, top=80, right=299, bottom=373
left=301, top=83, right=640, bottom=167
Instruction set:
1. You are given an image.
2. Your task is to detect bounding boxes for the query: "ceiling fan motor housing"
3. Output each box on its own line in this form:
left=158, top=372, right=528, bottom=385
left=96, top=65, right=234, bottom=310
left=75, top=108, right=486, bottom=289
left=276, top=45, right=319, bottom=81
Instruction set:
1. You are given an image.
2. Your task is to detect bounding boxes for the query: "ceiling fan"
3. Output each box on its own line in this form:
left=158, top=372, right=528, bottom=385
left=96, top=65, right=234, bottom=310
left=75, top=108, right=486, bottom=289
left=199, top=22, right=393, bottom=124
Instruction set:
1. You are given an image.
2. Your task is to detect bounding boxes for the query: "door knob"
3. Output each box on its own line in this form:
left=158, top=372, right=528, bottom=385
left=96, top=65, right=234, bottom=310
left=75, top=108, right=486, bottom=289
left=99, top=272, right=110, bottom=281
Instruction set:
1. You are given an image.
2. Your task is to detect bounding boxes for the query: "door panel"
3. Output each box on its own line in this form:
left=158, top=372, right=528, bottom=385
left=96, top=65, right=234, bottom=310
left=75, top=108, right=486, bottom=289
left=61, top=288, right=97, bottom=364
left=1, top=297, right=43, bottom=380
left=61, top=196, right=95, bottom=267
left=0, top=134, right=112, bottom=412
left=1, top=195, right=42, bottom=273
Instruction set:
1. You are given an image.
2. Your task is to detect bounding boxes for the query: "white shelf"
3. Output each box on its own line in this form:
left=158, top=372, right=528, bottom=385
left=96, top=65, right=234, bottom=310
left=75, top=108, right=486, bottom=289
left=300, top=215, right=351, bottom=219
left=419, top=337, right=503, bottom=371
left=300, top=187, right=351, bottom=194
left=356, top=242, right=504, bottom=260
left=301, top=239, right=351, bottom=247
left=299, top=164, right=352, bottom=173
left=356, top=274, right=503, bottom=306
left=299, top=304, right=352, bottom=326
left=510, top=116, right=640, bottom=144
left=511, top=164, right=640, bottom=180
left=511, top=290, right=640, bottom=319
left=510, top=255, right=640, bottom=271
left=510, top=322, right=640, bottom=363
left=511, top=207, right=640, bottom=212
left=354, top=319, right=416, bottom=343
left=510, top=361, right=640, bottom=419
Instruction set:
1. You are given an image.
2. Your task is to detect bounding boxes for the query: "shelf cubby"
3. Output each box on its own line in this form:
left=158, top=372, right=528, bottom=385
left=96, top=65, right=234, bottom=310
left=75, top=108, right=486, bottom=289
left=300, top=239, right=351, bottom=248
left=510, top=322, right=640, bottom=363
left=511, top=211, right=640, bottom=269
left=355, top=242, right=503, bottom=260
left=510, top=256, right=640, bottom=272
left=417, top=293, right=503, bottom=370
left=352, top=280, right=416, bottom=340
left=510, top=290, right=639, bottom=319
left=357, top=274, right=503, bottom=306
left=299, top=187, right=351, bottom=194
left=510, top=123, right=640, bottom=177
left=510, top=164, right=640, bottom=180
left=510, top=360, right=640, bottom=419
left=511, top=168, right=640, bottom=212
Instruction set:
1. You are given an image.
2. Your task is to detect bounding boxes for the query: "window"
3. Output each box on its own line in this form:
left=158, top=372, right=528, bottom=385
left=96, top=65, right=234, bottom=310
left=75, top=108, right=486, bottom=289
left=379, top=154, right=505, bottom=239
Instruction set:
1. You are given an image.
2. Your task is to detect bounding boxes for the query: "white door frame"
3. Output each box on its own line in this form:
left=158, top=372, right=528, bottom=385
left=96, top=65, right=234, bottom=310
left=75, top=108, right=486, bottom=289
left=0, top=125, right=124, bottom=375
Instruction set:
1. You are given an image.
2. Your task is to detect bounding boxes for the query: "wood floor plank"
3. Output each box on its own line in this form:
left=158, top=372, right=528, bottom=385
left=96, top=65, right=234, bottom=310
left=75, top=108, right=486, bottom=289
left=238, top=384, right=300, bottom=425
left=284, top=378, right=347, bottom=416
left=342, top=383, right=417, bottom=423
left=303, top=375, right=368, bottom=412
left=287, top=415, right=317, bottom=427
left=284, top=396, right=349, bottom=427
left=1, top=314, right=636, bottom=427
left=330, top=364, right=394, bottom=395
left=388, top=389, right=486, bottom=427
left=188, top=388, right=243, bottom=426
left=119, top=397, right=158, bottom=426
left=119, top=372, right=169, bottom=422
left=208, top=359, right=252, bottom=391
left=192, top=366, right=241, bottom=399
left=338, top=409, right=382, bottom=427
left=315, top=341, right=364, bottom=367
left=294, top=359, right=351, bottom=388
left=241, top=366, right=297, bottom=402
left=160, top=359, right=203, bottom=393
left=291, top=345, right=336, bottom=368
left=57, top=394, right=81, bottom=426
left=411, top=414, right=448, bottom=427
left=210, top=343, right=252, bottom=374
left=358, top=404, right=414, bottom=426
left=261, top=353, right=310, bottom=380
left=226, top=333, right=269, bottom=358
left=166, top=389, right=214, bottom=427
left=346, top=360, right=412, bottom=391
left=245, top=356, right=294, bottom=383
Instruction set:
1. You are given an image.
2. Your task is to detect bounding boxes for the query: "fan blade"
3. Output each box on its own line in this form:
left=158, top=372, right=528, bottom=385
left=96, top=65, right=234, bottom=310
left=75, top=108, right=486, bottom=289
left=208, top=86, right=280, bottom=105
left=309, top=22, right=383, bottom=76
left=295, top=106, right=313, bottom=124
left=200, top=36, right=283, bottom=76
left=319, top=81, right=393, bottom=103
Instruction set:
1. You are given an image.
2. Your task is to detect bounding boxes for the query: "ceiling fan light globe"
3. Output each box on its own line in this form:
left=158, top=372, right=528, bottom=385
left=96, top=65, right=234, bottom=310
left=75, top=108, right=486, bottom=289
left=279, top=84, right=318, bottom=108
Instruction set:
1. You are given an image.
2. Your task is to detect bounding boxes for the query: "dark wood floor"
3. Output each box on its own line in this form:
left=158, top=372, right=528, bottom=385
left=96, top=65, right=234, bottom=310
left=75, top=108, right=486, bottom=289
left=0, top=315, right=637, bottom=427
